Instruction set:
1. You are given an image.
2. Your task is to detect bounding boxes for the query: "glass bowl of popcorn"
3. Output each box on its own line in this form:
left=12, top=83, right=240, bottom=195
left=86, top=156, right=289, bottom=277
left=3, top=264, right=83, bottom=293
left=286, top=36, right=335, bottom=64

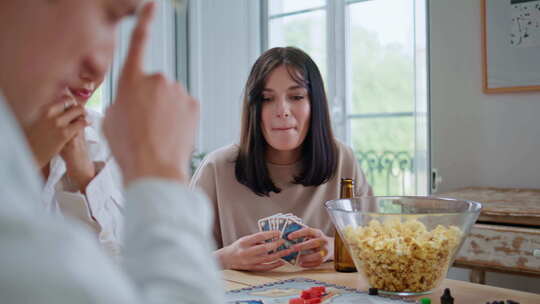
left=325, top=197, right=481, bottom=296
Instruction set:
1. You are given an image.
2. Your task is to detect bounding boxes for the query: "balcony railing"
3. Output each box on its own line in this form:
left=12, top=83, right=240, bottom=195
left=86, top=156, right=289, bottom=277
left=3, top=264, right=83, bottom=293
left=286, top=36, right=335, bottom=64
left=191, top=150, right=415, bottom=196
left=355, top=150, right=414, bottom=196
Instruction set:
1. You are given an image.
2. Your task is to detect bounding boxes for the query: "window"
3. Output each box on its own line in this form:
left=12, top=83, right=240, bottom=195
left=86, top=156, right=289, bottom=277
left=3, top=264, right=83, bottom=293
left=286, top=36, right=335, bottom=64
left=86, top=86, right=104, bottom=113
left=267, top=1, right=327, bottom=79
left=85, top=76, right=112, bottom=114
left=264, top=0, right=429, bottom=195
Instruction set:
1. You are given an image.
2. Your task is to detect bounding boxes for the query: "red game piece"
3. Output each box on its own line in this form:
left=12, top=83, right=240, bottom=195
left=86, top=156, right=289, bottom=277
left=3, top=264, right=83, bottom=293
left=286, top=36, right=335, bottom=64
left=311, top=286, right=326, bottom=294
left=312, top=291, right=322, bottom=298
left=289, top=298, right=305, bottom=304
left=301, top=290, right=312, bottom=299
left=299, top=286, right=326, bottom=302
left=308, top=288, right=322, bottom=298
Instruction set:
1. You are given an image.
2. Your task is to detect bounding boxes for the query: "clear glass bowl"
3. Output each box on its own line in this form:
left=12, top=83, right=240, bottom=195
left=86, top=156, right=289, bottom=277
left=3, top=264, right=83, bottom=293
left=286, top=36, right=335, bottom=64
left=325, top=196, right=481, bottom=296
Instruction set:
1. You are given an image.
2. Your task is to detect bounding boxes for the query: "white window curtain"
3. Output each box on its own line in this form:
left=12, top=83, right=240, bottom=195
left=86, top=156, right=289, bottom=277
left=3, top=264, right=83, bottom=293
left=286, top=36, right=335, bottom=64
left=188, top=0, right=262, bottom=154
left=108, top=0, right=179, bottom=105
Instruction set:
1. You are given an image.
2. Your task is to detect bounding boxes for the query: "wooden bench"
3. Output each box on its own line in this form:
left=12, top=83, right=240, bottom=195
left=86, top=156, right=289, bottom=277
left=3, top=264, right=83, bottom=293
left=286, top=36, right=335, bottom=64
left=438, top=187, right=540, bottom=284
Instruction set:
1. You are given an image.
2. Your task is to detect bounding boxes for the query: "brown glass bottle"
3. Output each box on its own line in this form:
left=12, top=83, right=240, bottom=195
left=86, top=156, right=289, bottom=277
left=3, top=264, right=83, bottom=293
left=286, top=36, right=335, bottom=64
left=334, top=178, right=357, bottom=272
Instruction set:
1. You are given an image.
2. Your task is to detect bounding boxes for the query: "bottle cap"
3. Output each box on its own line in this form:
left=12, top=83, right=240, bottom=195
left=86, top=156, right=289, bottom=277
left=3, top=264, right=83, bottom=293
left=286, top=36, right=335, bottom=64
left=340, top=178, right=355, bottom=185
left=420, top=298, right=431, bottom=304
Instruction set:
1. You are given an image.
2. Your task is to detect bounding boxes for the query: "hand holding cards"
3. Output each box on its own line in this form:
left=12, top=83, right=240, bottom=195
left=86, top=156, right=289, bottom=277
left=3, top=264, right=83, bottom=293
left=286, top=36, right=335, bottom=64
left=257, top=213, right=307, bottom=265
left=218, top=230, right=298, bottom=271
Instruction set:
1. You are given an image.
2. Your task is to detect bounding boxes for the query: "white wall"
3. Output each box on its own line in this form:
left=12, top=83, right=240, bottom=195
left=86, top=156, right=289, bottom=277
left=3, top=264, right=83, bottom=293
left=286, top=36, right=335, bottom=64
left=188, top=0, right=261, bottom=153
left=430, top=0, right=540, bottom=293
left=430, top=0, right=540, bottom=193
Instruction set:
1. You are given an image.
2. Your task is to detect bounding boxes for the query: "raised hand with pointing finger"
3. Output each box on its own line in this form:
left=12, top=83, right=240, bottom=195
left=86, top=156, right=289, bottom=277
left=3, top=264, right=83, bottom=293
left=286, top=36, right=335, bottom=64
left=103, top=2, right=199, bottom=185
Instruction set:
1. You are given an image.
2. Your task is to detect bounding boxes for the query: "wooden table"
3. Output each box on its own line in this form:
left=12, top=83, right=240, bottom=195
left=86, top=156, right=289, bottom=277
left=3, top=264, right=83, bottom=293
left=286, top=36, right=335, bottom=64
left=223, top=263, right=540, bottom=303
left=438, top=187, right=540, bottom=283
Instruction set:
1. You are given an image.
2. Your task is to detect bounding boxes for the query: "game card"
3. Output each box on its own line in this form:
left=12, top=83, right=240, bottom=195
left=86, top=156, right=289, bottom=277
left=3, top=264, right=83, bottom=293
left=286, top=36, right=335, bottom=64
left=279, top=219, right=306, bottom=264
left=257, top=213, right=307, bottom=264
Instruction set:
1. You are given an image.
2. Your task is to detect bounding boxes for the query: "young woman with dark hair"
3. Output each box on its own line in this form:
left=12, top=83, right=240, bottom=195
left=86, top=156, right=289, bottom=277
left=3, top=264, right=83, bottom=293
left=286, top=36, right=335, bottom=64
left=191, top=47, right=372, bottom=271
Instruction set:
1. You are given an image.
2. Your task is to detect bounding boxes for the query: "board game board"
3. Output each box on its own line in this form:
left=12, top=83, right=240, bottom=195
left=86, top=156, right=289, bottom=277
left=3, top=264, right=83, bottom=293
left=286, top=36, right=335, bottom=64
left=226, top=278, right=416, bottom=304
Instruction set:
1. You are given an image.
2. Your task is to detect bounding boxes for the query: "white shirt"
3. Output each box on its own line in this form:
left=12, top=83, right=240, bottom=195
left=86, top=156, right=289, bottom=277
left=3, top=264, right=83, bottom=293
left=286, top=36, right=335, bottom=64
left=43, top=110, right=124, bottom=257
left=0, top=93, right=224, bottom=303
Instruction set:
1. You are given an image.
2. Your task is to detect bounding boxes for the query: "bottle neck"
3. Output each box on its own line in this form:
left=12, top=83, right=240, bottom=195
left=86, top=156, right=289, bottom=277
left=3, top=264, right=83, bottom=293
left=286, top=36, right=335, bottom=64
left=340, top=184, right=354, bottom=199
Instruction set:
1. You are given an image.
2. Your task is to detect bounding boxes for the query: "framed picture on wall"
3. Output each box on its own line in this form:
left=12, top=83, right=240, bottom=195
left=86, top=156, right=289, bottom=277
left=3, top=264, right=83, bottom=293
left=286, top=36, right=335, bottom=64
left=482, top=0, right=540, bottom=93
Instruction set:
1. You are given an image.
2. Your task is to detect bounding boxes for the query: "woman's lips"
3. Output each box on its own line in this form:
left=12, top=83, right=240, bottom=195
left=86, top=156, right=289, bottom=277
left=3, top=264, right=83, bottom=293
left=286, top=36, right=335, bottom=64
left=273, top=127, right=295, bottom=131
left=70, top=88, right=93, bottom=100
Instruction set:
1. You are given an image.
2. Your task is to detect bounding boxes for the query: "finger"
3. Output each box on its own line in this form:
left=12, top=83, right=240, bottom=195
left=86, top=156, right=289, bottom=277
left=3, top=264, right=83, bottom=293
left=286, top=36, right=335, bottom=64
left=61, top=129, right=84, bottom=146
left=298, top=261, right=322, bottom=269
left=249, top=260, right=285, bottom=272
left=173, top=82, right=189, bottom=98
left=252, top=247, right=297, bottom=265
left=298, top=251, right=324, bottom=264
left=288, top=227, right=320, bottom=240
left=46, top=96, right=77, bottom=117
left=121, top=2, right=156, bottom=78
left=292, top=238, right=326, bottom=252
left=242, top=231, right=281, bottom=246
left=56, top=105, right=87, bottom=127
left=247, top=239, right=285, bottom=256
left=62, top=118, right=87, bottom=142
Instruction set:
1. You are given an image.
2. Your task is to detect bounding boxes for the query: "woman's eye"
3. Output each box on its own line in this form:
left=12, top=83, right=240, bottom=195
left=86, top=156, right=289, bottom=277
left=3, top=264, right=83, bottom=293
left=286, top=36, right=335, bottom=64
left=262, top=97, right=272, bottom=102
left=291, top=95, right=305, bottom=101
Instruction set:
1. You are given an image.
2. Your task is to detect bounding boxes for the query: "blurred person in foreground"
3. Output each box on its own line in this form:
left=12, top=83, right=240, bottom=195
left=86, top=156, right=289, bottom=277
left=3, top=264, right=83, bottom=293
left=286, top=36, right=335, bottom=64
left=0, top=0, right=223, bottom=303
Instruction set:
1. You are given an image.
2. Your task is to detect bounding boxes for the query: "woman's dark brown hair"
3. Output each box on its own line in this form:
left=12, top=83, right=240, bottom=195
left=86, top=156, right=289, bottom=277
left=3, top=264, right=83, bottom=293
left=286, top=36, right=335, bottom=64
left=235, top=47, right=337, bottom=196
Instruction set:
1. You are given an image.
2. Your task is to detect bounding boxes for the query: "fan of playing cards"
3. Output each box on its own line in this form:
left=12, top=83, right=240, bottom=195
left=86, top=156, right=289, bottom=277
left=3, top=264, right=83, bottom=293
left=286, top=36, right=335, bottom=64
left=257, top=213, right=307, bottom=265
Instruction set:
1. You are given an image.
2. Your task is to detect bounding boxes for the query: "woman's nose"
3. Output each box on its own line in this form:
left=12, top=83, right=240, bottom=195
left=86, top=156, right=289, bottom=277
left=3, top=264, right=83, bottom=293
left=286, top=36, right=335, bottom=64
left=79, top=69, right=94, bottom=83
left=79, top=54, right=108, bottom=84
left=275, top=98, right=290, bottom=118
left=79, top=39, right=114, bottom=85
